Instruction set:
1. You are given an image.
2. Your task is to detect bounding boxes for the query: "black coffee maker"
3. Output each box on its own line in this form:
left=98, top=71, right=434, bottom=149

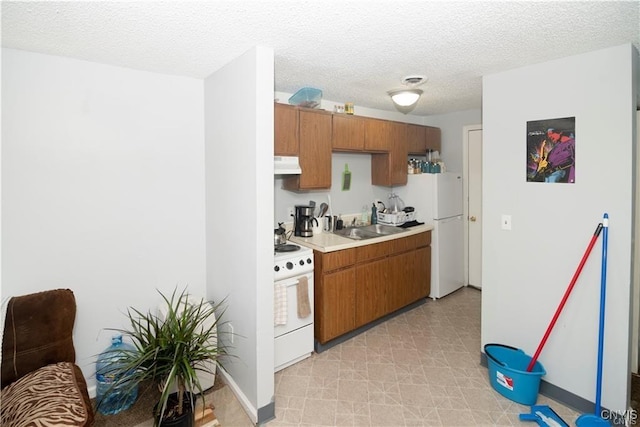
left=294, top=205, right=318, bottom=237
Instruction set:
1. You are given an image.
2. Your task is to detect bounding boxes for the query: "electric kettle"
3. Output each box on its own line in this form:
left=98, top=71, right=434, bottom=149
left=274, top=223, right=287, bottom=246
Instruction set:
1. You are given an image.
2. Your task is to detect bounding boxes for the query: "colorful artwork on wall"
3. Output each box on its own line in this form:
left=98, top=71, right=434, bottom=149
left=526, top=117, right=575, bottom=183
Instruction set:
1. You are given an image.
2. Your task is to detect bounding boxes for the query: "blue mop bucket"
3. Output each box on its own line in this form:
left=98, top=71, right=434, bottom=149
left=484, top=343, right=546, bottom=405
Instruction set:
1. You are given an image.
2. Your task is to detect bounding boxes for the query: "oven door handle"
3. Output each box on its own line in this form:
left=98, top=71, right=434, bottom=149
left=275, top=273, right=313, bottom=288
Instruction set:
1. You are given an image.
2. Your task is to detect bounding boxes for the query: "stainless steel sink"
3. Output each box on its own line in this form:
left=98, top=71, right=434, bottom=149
left=333, top=224, right=407, bottom=240
left=332, top=227, right=380, bottom=240
left=358, top=224, right=407, bottom=236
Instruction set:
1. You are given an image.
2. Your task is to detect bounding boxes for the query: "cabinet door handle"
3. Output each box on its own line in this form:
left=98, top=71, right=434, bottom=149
left=470, top=216, right=477, bottom=222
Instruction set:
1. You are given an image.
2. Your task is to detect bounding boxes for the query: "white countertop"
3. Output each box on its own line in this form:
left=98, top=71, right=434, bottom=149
left=289, top=223, right=434, bottom=253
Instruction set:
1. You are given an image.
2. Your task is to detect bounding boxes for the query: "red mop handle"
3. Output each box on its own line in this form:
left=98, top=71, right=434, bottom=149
left=526, top=222, right=603, bottom=372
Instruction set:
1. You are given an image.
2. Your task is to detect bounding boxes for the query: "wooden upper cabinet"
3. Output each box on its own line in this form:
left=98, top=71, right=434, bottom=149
left=371, top=121, right=408, bottom=186
left=283, top=109, right=332, bottom=191
left=276, top=102, right=442, bottom=190
left=364, top=118, right=395, bottom=152
left=407, top=124, right=427, bottom=155
left=389, top=122, right=408, bottom=185
left=274, top=103, right=298, bottom=155
left=407, top=124, right=441, bottom=155
left=425, top=126, right=441, bottom=152
left=332, top=114, right=365, bottom=151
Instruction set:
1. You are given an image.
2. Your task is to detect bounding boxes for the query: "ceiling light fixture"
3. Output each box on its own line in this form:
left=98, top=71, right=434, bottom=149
left=388, top=89, right=423, bottom=107
left=388, top=75, right=427, bottom=114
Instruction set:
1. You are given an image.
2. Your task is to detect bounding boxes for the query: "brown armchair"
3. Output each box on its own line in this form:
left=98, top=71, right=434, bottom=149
left=1, top=288, right=94, bottom=426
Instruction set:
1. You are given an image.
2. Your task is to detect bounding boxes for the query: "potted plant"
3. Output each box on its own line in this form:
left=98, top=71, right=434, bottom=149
left=103, top=288, right=228, bottom=427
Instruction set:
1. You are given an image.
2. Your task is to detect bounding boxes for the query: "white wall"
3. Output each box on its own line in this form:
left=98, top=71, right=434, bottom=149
left=482, top=44, right=637, bottom=412
left=633, top=110, right=640, bottom=374
left=204, top=46, right=274, bottom=423
left=1, top=49, right=206, bottom=392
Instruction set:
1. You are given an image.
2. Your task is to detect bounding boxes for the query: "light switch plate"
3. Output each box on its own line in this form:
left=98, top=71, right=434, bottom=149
left=501, top=214, right=512, bottom=230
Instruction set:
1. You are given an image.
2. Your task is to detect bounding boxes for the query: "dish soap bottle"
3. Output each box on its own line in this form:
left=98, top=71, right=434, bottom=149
left=371, top=203, right=378, bottom=224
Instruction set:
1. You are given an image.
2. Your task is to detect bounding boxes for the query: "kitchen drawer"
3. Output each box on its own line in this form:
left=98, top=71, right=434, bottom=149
left=389, top=234, right=418, bottom=255
left=317, top=248, right=356, bottom=272
left=415, top=231, right=431, bottom=247
left=356, top=240, right=391, bottom=263
left=275, top=324, right=313, bottom=372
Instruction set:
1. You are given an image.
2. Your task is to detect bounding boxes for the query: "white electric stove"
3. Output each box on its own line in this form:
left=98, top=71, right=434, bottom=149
left=273, top=244, right=314, bottom=372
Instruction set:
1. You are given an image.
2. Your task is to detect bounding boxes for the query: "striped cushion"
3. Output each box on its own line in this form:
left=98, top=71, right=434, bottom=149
left=1, top=362, right=92, bottom=427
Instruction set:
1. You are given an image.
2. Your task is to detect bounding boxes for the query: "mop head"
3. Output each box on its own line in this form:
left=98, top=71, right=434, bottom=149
left=519, top=405, right=569, bottom=427
left=575, top=413, right=611, bottom=426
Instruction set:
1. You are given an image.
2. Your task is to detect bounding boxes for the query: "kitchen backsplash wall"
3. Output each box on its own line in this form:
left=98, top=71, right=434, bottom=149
left=274, top=152, right=392, bottom=226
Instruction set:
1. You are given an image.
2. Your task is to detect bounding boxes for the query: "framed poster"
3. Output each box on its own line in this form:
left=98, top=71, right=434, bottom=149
left=527, top=117, right=575, bottom=183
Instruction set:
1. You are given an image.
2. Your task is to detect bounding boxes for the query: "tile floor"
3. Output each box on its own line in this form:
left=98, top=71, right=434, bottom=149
left=218, top=287, right=580, bottom=426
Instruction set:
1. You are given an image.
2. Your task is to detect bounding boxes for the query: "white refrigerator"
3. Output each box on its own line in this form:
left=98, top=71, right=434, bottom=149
left=395, top=172, right=464, bottom=299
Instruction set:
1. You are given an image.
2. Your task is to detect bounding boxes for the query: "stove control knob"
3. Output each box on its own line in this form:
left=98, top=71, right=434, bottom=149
left=286, top=262, right=293, bottom=270
left=274, top=266, right=280, bottom=272
left=299, top=260, right=304, bottom=266
left=307, top=258, right=312, bottom=264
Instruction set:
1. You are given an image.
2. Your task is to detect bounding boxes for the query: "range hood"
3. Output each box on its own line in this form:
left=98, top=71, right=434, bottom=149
left=274, top=156, right=301, bottom=175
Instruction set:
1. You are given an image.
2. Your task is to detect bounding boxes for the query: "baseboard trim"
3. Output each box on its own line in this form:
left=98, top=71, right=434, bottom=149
left=216, top=368, right=258, bottom=424
left=257, top=401, right=275, bottom=426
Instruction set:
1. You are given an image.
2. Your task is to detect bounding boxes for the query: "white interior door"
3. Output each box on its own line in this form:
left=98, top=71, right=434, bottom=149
left=464, top=125, right=483, bottom=288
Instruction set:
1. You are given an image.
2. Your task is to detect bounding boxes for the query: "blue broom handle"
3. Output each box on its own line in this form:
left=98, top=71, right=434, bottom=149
left=595, top=213, right=608, bottom=414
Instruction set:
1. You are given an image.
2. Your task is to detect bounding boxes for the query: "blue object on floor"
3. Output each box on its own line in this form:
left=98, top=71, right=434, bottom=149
left=576, top=414, right=611, bottom=426
left=484, top=343, right=546, bottom=405
left=519, top=405, right=569, bottom=427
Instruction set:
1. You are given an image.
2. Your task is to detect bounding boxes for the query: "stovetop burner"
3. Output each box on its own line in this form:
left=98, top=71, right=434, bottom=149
left=274, top=243, right=300, bottom=253
left=274, top=243, right=313, bottom=280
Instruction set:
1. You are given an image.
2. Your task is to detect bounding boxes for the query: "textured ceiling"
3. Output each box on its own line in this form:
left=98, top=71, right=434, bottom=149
left=2, top=1, right=639, bottom=116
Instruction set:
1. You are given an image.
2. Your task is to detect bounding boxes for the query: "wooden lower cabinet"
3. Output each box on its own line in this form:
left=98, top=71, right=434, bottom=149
left=315, top=267, right=356, bottom=343
left=414, top=246, right=431, bottom=300
left=355, top=257, right=388, bottom=328
left=314, top=231, right=431, bottom=345
left=387, top=250, right=416, bottom=313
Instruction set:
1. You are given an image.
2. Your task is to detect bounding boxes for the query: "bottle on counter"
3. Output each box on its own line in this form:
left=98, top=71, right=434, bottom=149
left=371, top=203, right=378, bottom=225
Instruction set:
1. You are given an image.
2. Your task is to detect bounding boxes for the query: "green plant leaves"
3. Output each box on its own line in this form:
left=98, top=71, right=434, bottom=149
left=104, top=287, right=229, bottom=426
